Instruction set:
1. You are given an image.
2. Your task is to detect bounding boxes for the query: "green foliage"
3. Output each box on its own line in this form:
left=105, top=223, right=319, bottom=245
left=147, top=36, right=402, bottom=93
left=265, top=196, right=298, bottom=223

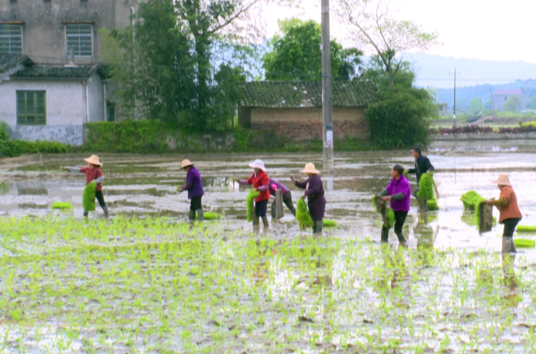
left=504, top=94, right=524, bottom=112
left=526, top=97, right=536, bottom=110
left=296, top=198, right=314, bottom=231
left=427, top=199, right=439, bottom=211
left=468, top=97, right=484, bottom=114
left=263, top=19, right=350, bottom=81
left=371, top=196, right=395, bottom=228
left=0, top=121, right=9, bottom=155
left=234, top=126, right=250, bottom=152
left=203, top=212, right=221, bottom=220
left=0, top=122, right=72, bottom=157
left=84, top=121, right=166, bottom=153
left=83, top=182, right=97, bottom=212
left=246, top=190, right=260, bottom=222
left=516, top=225, right=536, bottom=233
left=514, top=239, right=535, bottom=248
left=417, top=173, right=435, bottom=200
left=366, top=86, right=434, bottom=149
left=51, top=202, right=73, bottom=210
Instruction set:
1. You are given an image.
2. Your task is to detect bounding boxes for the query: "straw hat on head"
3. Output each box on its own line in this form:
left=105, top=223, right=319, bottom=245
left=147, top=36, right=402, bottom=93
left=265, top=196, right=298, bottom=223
left=491, top=174, right=512, bottom=187
left=84, top=154, right=102, bottom=166
left=181, top=159, right=194, bottom=169
left=300, top=163, right=320, bottom=175
left=249, top=159, right=266, bottom=172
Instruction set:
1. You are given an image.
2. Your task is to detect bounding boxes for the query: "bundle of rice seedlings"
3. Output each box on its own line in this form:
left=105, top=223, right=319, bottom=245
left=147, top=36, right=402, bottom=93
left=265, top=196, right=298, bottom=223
left=204, top=212, right=221, bottom=220
left=371, top=196, right=395, bottom=228
left=51, top=202, right=72, bottom=210
left=296, top=198, right=313, bottom=230
left=417, top=173, right=435, bottom=201
left=82, top=182, right=96, bottom=212
left=474, top=199, right=488, bottom=227
left=461, top=191, right=484, bottom=210
left=427, top=199, right=439, bottom=211
left=517, top=225, right=536, bottom=233
left=514, top=238, right=535, bottom=248
left=246, top=190, right=260, bottom=222
left=323, top=219, right=338, bottom=228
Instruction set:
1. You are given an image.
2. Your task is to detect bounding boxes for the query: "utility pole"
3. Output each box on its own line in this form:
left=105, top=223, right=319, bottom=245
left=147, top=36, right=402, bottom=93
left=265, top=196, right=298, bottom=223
left=321, top=0, right=334, bottom=171
left=450, top=67, right=460, bottom=127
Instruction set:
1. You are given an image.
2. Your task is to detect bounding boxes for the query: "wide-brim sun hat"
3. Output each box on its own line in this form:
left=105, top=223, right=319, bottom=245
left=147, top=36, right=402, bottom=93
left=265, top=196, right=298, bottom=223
left=249, top=159, right=266, bottom=172
left=300, top=163, right=320, bottom=175
left=181, top=159, right=194, bottom=169
left=84, top=154, right=103, bottom=166
left=491, top=174, right=512, bottom=187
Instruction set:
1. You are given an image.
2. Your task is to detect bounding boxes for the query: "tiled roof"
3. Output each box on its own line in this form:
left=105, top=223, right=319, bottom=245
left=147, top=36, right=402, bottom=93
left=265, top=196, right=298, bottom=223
left=239, top=81, right=378, bottom=108
left=495, top=89, right=523, bottom=95
left=12, top=63, right=100, bottom=78
left=0, top=54, right=31, bottom=73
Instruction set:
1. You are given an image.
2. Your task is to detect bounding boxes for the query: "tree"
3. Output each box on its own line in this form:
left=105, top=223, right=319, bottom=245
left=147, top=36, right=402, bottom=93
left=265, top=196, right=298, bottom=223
left=338, top=48, right=364, bottom=80
left=212, top=63, right=247, bottom=130
left=484, top=99, right=493, bottom=110
left=468, top=97, right=484, bottom=114
left=336, top=0, right=438, bottom=87
left=262, top=19, right=357, bottom=81
left=526, top=97, right=536, bottom=110
left=503, top=94, right=523, bottom=112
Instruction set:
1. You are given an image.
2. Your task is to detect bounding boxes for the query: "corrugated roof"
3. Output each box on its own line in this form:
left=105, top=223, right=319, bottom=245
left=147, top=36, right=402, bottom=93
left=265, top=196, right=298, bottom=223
left=12, top=63, right=100, bottom=78
left=239, top=81, right=378, bottom=108
left=0, top=54, right=31, bottom=73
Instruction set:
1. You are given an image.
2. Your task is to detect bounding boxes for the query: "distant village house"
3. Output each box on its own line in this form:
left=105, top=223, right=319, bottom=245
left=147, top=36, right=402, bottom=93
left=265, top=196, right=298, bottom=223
left=492, top=89, right=526, bottom=111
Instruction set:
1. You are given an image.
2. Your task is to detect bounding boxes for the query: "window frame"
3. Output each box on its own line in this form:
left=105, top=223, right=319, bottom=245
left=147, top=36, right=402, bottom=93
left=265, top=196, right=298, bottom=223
left=0, top=24, right=23, bottom=55
left=65, top=24, right=93, bottom=58
left=16, top=91, right=47, bottom=126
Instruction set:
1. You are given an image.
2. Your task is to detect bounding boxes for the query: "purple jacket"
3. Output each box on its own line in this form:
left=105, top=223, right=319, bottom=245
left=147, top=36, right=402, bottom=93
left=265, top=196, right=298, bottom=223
left=269, top=179, right=290, bottom=196
left=295, top=175, right=326, bottom=220
left=182, top=167, right=204, bottom=199
left=386, top=175, right=411, bottom=212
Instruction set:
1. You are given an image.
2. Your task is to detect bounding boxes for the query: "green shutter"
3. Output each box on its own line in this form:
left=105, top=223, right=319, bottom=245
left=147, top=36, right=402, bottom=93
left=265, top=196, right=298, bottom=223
left=16, top=91, right=46, bottom=125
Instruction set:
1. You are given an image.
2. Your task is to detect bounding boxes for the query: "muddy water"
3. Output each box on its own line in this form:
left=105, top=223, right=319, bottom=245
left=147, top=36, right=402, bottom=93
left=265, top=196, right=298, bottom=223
left=2, top=148, right=536, bottom=252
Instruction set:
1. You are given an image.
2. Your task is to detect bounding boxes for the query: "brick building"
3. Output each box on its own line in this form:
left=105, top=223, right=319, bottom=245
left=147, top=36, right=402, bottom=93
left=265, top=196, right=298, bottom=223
left=238, top=81, right=377, bottom=140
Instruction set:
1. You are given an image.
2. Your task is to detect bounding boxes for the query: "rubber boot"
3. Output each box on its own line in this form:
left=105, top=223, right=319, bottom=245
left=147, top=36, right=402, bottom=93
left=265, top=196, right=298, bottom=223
left=381, top=226, right=389, bottom=243
left=188, top=210, right=196, bottom=223
left=313, top=220, right=323, bottom=235
left=196, top=209, right=204, bottom=222
left=262, top=216, right=270, bottom=231
left=396, top=231, right=408, bottom=248
left=252, top=215, right=260, bottom=231
left=103, top=205, right=110, bottom=219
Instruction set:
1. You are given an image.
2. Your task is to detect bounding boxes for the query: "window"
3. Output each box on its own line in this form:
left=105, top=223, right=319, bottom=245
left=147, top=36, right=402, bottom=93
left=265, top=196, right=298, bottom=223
left=0, top=24, right=22, bottom=54
left=65, top=24, right=92, bottom=57
left=17, top=91, right=46, bottom=126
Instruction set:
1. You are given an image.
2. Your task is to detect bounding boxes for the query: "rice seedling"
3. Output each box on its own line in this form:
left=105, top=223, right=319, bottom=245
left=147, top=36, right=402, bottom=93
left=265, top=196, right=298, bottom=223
left=514, top=239, right=535, bottom=248
left=51, top=202, right=72, bottom=210
left=322, top=219, right=337, bottom=228
left=517, top=225, right=536, bottom=233
left=371, top=196, right=395, bottom=228
left=203, top=212, right=221, bottom=220
left=82, top=181, right=96, bottom=212
left=417, top=173, right=435, bottom=201
left=296, top=198, right=313, bottom=230
left=246, top=189, right=260, bottom=222
left=461, top=190, right=485, bottom=211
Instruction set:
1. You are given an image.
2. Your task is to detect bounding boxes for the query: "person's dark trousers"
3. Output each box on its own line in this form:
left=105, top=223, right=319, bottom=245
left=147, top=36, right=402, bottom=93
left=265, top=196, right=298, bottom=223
left=255, top=199, right=268, bottom=218
left=502, top=218, right=521, bottom=254
left=381, top=211, right=408, bottom=243
left=189, top=196, right=202, bottom=221
left=283, top=191, right=296, bottom=215
left=85, top=191, right=109, bottom=218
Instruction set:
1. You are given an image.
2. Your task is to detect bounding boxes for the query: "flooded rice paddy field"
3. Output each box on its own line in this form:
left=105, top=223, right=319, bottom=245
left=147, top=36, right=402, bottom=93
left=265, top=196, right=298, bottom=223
left=1, top=141, right=536, bottom=353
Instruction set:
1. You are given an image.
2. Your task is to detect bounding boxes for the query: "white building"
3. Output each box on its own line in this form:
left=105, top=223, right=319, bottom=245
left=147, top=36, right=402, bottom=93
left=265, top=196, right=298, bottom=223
left=0, top=54, right=110, bottom=145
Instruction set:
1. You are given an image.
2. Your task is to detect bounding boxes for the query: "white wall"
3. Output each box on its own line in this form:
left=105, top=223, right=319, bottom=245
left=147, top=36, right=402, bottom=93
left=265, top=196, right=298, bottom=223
left=88, top=72, right=104, bottom=123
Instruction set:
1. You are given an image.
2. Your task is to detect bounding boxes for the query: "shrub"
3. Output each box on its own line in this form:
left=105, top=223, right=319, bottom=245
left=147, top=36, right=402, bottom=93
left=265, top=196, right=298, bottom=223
left=366, top=87, right=434, bottom=149
left=83, top=182, right=97, bottom=212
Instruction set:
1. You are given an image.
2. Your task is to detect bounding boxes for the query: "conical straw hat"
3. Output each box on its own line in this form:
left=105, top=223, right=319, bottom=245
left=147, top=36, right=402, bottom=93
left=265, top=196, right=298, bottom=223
left=248, top=159, right=266, bottom=172
left=84, top=154, right=102, bottom=166
left=491, top=174, right=512, bottom=187
left=181, top=159, right=194, bottom=169
left=300, top=163, right=320, bottom=175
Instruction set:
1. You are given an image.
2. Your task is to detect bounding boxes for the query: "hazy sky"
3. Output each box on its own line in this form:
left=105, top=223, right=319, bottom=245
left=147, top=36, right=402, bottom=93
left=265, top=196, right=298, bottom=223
left=263, top=0, right=536, bottom=64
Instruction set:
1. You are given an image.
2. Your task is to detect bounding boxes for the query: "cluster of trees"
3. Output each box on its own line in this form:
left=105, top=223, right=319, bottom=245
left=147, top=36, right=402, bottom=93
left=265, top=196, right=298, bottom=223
left=103, top=0, right=438, bottom=148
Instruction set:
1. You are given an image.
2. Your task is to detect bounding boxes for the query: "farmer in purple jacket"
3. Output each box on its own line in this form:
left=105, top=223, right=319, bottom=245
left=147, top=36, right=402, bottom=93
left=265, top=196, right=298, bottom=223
left=269, top=179, right=296, bottom=217
left=292, top=163, right=326, bottom=234
left=178, top=159, right=205, bottom=222
left=378, top=164, right=411, bottom=247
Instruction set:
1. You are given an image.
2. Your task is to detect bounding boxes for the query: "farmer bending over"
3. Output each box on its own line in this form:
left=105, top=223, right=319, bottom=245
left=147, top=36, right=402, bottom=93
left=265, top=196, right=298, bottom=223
left=269, top=179, right=296, bottom=218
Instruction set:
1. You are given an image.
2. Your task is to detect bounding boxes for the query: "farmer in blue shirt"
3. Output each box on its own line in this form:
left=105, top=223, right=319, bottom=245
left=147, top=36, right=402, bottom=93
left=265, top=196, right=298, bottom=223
left=178, top=159, right=205, bottom=222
